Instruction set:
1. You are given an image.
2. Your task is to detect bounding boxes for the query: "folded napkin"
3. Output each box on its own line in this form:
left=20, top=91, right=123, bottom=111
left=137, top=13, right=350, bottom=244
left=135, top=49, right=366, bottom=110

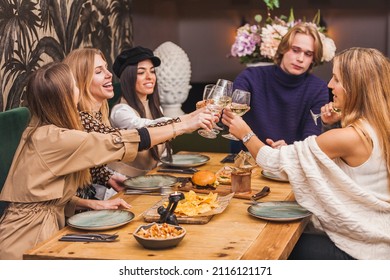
left=59, top=233, right=118, bottom=242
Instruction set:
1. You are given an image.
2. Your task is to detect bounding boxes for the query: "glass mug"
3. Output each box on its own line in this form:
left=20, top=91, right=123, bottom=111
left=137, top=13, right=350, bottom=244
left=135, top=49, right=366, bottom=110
left=231, top=170, right=252, bottom=193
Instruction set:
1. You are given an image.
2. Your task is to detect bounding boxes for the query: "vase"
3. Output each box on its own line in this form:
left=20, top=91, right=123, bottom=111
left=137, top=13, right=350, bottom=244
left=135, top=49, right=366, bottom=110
left=246, top=62, right=274, bottom=67
left=154, top=41, right=192, bottom=117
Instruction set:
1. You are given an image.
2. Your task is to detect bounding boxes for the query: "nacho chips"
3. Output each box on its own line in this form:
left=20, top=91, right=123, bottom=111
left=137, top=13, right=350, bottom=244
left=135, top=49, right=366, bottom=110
left=165, top=190, right=219, bottom=216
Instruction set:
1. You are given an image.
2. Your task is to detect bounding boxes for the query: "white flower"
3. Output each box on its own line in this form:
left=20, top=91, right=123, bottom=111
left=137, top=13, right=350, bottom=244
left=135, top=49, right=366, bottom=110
left=319, top=32, right=337, bottom=62
left=260, top=23, right=289, bottom=59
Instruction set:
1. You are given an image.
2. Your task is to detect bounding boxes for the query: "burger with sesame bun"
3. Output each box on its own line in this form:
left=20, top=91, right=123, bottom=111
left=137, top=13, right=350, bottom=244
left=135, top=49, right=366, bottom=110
left=191, top=170, right=219, bottom=189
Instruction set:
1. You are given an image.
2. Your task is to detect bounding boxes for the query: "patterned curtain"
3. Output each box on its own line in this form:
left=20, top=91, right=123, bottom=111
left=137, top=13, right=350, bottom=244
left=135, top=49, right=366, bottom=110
left=0, top=0, right=133, bottom=111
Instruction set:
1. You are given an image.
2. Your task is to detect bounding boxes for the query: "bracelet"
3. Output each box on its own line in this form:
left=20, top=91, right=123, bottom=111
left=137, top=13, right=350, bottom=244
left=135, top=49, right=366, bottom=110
left=147, top=117, right=182, bottom=128
left=242, top=131, right=255, bottom=144
left=171, top=122, right=177, bottom=139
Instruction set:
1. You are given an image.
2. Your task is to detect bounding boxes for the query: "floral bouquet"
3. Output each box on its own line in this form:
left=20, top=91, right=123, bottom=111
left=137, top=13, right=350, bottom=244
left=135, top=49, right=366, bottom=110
left=230, top=1, right=336, bottom=65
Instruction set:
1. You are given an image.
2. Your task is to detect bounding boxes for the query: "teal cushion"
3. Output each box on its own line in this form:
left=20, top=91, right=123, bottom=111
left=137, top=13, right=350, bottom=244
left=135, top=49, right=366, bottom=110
left=0, top=107, right=30, bottom=216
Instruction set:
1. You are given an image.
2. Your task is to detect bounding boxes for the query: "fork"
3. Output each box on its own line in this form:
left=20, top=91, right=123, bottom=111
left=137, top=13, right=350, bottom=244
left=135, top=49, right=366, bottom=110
left=64, top=232, right=118, bottom=240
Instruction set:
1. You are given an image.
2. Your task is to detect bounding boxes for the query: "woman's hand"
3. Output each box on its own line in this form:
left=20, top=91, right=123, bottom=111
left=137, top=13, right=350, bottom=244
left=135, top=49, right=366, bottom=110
left=108, top=173, right=127, bottom=192
left=89, top=198, right=131, bottom=210
left=180, top=106, right=207, bottom=122
left=221, top=107, right=252, bottom=140
left=265, top=138, right=287, bottom=149
left=183, top=107, right=216, bottom=133
left=320, top=102, right=342, bottom=125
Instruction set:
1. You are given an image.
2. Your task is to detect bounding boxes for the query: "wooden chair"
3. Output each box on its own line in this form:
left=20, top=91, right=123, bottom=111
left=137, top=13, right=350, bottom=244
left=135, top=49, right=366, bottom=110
left=0, top=107, right=30, bottom=216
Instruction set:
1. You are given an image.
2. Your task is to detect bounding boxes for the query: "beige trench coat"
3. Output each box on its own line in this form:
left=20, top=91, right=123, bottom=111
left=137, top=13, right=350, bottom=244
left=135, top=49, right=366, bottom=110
left=0, top=124, right=139, bottom=259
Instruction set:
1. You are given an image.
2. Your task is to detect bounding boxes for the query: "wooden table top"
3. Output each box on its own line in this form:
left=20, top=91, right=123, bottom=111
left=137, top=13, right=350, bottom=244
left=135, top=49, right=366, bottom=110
left=23, top=152, right=308, bottom=260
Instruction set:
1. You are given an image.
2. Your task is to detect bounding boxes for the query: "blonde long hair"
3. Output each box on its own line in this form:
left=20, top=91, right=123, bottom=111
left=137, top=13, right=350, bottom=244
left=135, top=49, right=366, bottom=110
left=336, top=47, right=390, bottom=181
left=25, top=62, right=91, bottom=187
left=63, top=48, right=111, bottom=125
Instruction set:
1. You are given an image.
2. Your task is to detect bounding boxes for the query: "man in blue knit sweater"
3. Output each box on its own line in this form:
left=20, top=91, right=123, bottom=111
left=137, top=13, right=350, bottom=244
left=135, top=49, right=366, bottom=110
left=232, top=23, right=330, bottom=152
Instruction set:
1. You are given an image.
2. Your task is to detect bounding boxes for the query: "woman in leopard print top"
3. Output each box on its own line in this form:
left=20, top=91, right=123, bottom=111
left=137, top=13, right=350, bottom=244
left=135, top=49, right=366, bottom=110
left=64, top=48, right=131, bottom=212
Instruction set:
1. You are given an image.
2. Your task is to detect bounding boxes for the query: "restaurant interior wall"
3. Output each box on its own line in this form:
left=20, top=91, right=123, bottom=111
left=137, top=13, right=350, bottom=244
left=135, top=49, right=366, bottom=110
left=132, top=0, right=390, bottom=85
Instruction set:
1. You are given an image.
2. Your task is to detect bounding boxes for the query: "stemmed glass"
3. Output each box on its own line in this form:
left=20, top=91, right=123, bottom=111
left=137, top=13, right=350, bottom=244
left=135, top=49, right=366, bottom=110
left=197, top=84, right=221, bottom=134
left=214, top=79, right=234, bottom=130
left=310, top=107, right=341, bottom=125
left=222, top=89, right=251, bottom=141
left=216, top=79, right=233, bottom=97
left=198, top=85, right=230, bottom=139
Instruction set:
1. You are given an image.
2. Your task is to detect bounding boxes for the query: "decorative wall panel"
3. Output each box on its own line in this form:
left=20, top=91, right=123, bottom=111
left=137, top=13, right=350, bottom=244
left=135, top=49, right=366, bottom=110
left=0, top=0, right=133, bottom=111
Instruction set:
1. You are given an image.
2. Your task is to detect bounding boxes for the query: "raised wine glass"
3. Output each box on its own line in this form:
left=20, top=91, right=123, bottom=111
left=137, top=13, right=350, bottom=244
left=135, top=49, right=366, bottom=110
left=214, top=79, right=234, bottom=130
left=197, top=84, right=221, bottom=134
left=198, top=85, right=229, bottom=139
left=222, top=89, right=251, bottom=141
left=310, top=107, right=341, bottom=125
left=216, top=79, right=233, bottom=97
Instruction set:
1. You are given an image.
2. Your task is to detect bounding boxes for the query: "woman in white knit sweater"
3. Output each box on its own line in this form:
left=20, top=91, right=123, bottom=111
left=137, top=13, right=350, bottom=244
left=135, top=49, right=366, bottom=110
left=222, top=47, right=390, bottom=260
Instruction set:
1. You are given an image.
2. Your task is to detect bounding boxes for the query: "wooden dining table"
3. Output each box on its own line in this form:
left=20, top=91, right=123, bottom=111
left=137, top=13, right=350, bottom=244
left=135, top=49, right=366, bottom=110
left=23, top=152, right=309, bottom=260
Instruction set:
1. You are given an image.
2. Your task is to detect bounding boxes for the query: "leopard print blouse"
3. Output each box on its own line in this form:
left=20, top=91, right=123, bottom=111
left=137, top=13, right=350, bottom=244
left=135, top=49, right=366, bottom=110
left=76, top=111, right=118, bottom=199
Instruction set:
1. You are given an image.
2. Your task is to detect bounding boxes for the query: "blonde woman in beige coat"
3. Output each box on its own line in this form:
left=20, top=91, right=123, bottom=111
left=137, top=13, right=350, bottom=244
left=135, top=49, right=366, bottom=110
left=0, top=62, right=214, bottom=259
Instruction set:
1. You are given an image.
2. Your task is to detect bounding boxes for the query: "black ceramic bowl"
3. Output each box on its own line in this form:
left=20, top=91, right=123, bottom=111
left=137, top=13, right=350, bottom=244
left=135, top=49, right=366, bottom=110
left=133, top=223, right=186, bottom=249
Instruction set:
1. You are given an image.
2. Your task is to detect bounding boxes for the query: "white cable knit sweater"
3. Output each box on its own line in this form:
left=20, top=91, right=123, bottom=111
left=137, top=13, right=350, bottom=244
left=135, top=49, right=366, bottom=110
left=256, top=135, right=390, bottom=260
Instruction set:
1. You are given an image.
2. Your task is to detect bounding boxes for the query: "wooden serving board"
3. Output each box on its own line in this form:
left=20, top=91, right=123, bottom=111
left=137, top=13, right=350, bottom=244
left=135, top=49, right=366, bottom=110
left=144, top=212, right=212, bottom=224
left=143, top=193, right=234, bottom=224
left=174, top=181, right=258, bottom=200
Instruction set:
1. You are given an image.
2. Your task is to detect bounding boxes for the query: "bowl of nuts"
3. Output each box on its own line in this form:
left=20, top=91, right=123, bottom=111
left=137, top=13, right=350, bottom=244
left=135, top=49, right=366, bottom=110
left=133, top=222, right=186, bottom=249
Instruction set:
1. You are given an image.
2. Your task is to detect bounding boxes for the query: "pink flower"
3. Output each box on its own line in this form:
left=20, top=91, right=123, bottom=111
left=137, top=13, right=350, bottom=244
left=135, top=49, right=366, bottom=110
left=230, top=10, right=336, bottom=65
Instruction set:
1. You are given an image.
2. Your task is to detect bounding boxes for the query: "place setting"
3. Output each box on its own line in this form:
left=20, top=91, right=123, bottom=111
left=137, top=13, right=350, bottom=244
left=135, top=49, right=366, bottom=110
left=247, top=201, right=312, bottom=222
left=123, top=174, right=181, bottom=196
left=260, top=170, right=289, bottom=182
left=159, top=152, right=210, bottom=168
left=156, top=152, right=210, bottom=175
left=65, top=208, right=135, bottom=238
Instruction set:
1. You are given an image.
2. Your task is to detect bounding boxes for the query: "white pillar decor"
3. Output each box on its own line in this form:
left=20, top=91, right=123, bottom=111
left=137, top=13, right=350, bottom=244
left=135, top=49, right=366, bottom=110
left=154, top=41, right=192, bottom=117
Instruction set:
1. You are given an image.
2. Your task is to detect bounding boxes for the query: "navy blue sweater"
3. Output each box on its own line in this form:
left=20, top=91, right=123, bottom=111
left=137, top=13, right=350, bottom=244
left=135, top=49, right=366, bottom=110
left=232, top=65, right=329, bottom=151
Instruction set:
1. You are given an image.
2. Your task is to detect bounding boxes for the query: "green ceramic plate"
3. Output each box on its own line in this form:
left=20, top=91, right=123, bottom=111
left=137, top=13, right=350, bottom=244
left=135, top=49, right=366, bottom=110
left=160, top=154, right=210, bottom=167
left=123, top=174, right=178, bottom=191
left=261, top=170, right=289, bottom=182
left=67, top=210, right=135, bottom=230
left=247, top=201, right=311, bottom=222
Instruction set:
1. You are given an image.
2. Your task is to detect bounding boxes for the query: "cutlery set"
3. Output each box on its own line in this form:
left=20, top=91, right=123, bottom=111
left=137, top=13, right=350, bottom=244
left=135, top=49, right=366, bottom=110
left=59, top=233, right=118, bottom=242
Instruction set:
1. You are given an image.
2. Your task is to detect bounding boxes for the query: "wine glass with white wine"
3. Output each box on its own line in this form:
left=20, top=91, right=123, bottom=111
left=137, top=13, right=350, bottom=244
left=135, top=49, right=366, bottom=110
left=310, top=106, right=341, bottom=125
left=214, top=79, right=233, bottom=130
left=198, top=85, right=230, bottom=139
left=222, top=89, right=251, bottom=141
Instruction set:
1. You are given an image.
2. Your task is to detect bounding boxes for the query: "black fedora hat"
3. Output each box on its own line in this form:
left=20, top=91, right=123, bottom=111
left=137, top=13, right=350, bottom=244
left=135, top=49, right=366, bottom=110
left=113, top=46, right=161, bottom=78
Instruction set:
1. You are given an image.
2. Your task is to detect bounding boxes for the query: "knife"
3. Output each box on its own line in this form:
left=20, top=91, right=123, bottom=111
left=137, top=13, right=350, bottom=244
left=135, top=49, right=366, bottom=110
left=125, top=190, right=168, bottom=196
left=157, top=167, right=198, bottom=174
left=251, top=186, right=271, bottom=201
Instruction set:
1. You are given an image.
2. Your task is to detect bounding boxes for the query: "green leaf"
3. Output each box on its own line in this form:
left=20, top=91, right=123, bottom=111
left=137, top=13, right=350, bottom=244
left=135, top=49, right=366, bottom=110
left=263, top=0, right=280, bottom=11
left=288, top=8, right=295, bottom=23
left=313, top=9, right=321, bottom=26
